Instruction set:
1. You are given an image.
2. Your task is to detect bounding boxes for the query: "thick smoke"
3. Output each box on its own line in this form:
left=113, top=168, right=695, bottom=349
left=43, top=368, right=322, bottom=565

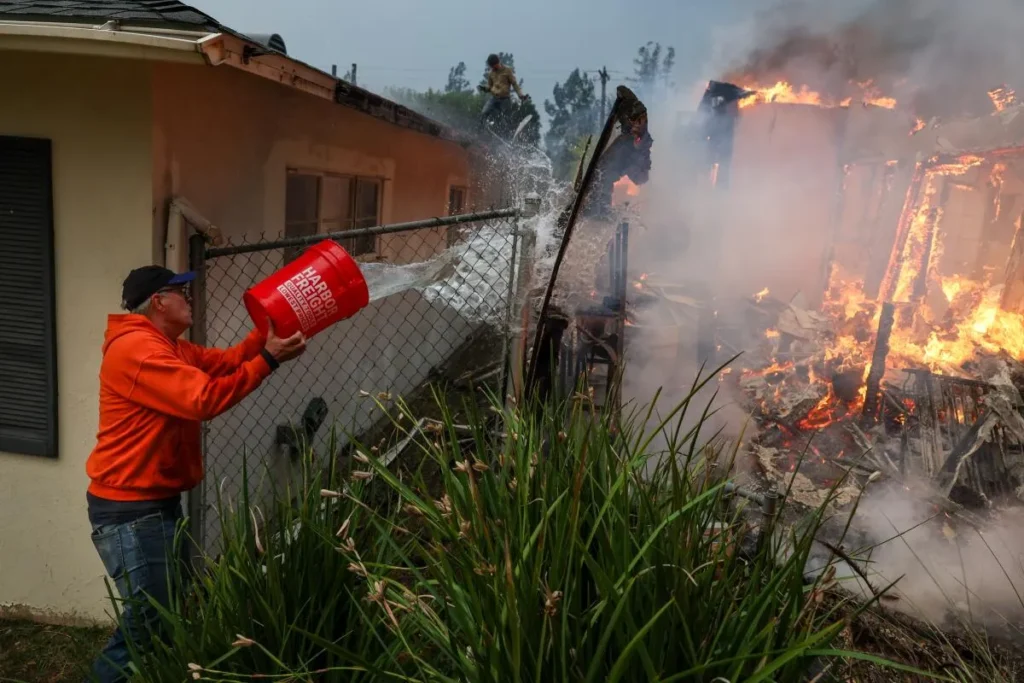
left=617, top=0, right=1024, bottom=631
left=837, top=485, right=1024, bottom=629
left=714, top=0, right=1024, bottom=119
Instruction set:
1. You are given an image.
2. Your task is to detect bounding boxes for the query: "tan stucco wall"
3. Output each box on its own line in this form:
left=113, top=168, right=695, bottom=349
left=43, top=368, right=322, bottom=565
left=0, top=52, right=471, bottom=622
left=0, top=51, right=153, bottom=622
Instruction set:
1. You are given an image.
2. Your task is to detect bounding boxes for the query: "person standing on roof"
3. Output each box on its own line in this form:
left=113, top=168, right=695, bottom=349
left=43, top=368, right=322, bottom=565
left=479, top=53, right=529, bottom=130
left=85, top=265, right=306, bottom=683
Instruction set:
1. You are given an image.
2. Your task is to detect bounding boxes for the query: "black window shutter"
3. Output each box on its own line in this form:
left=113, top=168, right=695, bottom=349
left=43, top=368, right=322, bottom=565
left=0, top=136, right=58, bottom=458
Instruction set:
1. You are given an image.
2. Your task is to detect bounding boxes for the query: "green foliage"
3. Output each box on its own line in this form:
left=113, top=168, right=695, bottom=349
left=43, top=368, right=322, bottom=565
left=109, top=374, right=949, bottom=682
left=544, top=68, right=599, bottom=180
left=446, top=61, right=472, bottom=94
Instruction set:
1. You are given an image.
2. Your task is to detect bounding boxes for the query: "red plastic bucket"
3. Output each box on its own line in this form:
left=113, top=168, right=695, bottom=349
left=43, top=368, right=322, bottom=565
left=243, top=240, right=369, bottom=339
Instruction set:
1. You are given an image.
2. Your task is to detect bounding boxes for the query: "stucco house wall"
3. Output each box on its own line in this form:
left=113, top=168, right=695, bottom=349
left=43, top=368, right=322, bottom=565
left=0, top=45, right=476, bottom=621
left=0, top=51, right=154, bottom=623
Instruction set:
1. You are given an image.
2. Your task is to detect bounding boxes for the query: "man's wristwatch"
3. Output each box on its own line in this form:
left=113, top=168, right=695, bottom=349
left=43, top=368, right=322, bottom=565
left=260, top=349, right=280, bottom=371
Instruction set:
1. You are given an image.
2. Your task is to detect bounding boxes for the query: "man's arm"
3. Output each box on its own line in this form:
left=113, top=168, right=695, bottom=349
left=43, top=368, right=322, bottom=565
left=119, top=347, right=273, bottom=422
left=181, top=328, right=266, bottom=377
left=509, top=71, right=526, bottom=99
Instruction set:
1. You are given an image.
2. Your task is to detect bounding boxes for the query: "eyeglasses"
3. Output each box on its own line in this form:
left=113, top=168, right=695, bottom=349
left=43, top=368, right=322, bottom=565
left=156, top=284, right=191, bottom=304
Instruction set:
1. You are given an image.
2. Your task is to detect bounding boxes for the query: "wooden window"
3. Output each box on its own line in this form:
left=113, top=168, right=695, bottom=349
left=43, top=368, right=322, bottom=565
left=284, top=170, right=382, bottom=260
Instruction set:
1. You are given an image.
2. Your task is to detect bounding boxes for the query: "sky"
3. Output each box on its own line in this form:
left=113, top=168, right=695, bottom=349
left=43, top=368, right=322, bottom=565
left=190, top=0, right=760, bottom=111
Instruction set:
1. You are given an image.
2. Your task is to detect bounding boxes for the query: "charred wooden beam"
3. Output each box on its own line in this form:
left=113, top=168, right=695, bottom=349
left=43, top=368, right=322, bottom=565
left=876, top=162, right=926, bottom=302
left=911, top=208, right=940, bottom=301
left=525, top=86, right=642, bottom=395
left=1001, top=212, right=1024, bottom=313
left=861, top=302, right=896, bottom=424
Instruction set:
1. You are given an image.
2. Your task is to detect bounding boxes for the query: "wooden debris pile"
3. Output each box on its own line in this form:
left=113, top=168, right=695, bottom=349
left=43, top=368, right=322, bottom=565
left=722, top=291, right=1024, bottom=511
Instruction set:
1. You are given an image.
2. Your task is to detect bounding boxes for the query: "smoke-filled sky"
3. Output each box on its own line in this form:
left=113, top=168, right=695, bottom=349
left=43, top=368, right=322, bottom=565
left=190, top=0, right=1024, bottom=122
left=189, top=0, right=762, bottom=108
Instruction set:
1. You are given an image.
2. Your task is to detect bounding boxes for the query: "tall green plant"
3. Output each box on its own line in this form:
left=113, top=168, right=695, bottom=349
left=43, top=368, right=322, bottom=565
left=349, top=382, right=906, bottom=682
left=114, top=378, right=943, bottom=681
left=121, top=445, right=409, bottom=681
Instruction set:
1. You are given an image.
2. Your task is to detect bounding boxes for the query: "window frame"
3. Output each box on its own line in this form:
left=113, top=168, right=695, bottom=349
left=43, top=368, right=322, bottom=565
left=284, top=168, right=384, bottom=259
left=446, top=185, right=469, bottom=246
left=0, top=135, right=59, bottom=458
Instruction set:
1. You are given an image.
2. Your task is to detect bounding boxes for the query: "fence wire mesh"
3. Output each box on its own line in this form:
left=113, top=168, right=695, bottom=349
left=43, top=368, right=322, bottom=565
left=190, top=209, right=522, bottom=551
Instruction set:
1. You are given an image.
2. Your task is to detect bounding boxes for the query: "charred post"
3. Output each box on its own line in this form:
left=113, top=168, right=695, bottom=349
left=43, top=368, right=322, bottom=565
left=1001, top=212, right=1024, bottom=313
left=861, top=302, right=895, bottom=424
left=911, top=208, right=940, bottom=302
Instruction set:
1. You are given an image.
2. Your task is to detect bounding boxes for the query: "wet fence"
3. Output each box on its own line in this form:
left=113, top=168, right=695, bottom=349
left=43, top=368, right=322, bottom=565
left=187, top=208, right=525, bottom=551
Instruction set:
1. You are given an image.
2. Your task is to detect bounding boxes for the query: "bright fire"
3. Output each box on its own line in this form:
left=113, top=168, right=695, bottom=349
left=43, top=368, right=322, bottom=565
left=740, top=81, right=825, bottom=109
left=739, top=154, right=1024, bottom=431
left=613, top=175, right=640, bottom=197
left=738, top=79, right=897, bottom=110
left=988, top=85, right=1017, bottom=113
left=829, top=157, right=1024, bottom=373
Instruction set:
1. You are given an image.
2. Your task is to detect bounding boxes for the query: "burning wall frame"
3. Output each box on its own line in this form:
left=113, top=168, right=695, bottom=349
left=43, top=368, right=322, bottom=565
left=692, top=80, right=1024, bottom=505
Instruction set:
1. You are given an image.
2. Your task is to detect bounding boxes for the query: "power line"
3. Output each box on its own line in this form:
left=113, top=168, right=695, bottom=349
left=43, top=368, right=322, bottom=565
left=353, top=65, right=625, bottom=76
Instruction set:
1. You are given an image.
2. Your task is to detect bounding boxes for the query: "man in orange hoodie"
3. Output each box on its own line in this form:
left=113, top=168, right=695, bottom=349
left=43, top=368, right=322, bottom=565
left=85, top=265, right=306, bottom=682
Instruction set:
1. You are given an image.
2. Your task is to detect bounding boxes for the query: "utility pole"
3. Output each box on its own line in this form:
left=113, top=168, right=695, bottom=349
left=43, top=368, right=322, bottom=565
left=598, top=67, right=610, bottom=124
left=351, top=63, right=358, bottom=86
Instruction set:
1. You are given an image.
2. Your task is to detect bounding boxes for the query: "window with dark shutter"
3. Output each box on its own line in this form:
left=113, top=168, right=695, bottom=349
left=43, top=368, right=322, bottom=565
left=0, top=136, right=58, bottom=458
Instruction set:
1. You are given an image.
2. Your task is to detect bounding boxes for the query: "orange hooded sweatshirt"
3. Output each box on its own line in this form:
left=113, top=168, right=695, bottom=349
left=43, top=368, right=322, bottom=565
left=86, top=314, right=272, bottom=501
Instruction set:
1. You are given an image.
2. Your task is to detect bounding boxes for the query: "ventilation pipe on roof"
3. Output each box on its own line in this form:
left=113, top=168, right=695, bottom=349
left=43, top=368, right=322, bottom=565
left=244, top=32, right=287, bottom=54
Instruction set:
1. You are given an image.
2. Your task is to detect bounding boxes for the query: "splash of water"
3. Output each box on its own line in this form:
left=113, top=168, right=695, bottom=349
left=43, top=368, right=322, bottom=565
left=361, top=247, right=463, bottom=303
left=361, top=138, right=567, bottom=323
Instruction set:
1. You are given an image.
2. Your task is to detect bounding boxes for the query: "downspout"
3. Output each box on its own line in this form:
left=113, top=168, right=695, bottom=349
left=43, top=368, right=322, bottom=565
left=164, top=196, right=222, bottom=273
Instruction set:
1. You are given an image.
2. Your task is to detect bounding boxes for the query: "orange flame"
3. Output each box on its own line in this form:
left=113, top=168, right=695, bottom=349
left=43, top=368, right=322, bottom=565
left=613, top=175, right=640, bottom=197
left=988, top=86, right=1016, bottom=113
left=738, top=79, right=897, bottom=110
left=818, top=154, right=1024, bottom=378
left=739, top=81, right=825, bottom=109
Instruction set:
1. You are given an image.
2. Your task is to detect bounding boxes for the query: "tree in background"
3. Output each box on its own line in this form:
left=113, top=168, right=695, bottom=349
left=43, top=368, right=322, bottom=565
left=445, top=61, right=471, bottom=94
left=544, top=68, right=598, bottom=180
left=630, top=41, right=676, bottom=96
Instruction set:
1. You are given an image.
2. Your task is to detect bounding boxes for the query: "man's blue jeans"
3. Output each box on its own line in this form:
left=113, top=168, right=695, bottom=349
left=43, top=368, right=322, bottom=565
left=481, top=95, right=512, bottom=127
left=88, top=509, right=184, bottom=683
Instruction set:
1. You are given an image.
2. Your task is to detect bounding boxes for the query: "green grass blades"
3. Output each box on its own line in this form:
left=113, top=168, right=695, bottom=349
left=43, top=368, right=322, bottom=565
left=119, top=444, right=406, bottom=682
left=361, top=381, right=870, bottom=683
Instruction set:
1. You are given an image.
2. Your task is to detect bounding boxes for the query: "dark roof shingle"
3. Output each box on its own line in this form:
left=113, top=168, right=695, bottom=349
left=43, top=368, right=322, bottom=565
left=0, top=1, right=218, bottom=29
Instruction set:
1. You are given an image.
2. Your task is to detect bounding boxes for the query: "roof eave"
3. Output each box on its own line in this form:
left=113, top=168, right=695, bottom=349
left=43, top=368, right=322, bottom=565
left=0, top=19, right=208, bottom=62
left=0, top=18, right=466, bottom=145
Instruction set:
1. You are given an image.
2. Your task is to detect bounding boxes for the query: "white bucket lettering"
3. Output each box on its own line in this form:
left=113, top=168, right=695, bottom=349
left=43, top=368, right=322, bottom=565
left=276, top=264, right=341, bottom=333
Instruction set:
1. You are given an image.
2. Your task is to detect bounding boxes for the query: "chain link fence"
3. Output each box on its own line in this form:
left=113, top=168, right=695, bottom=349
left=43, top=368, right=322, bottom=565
left=188, top=208, right=525, bottom=551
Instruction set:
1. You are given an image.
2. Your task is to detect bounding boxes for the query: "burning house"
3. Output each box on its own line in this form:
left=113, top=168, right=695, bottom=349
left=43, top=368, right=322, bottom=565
left=659, top=77, right=1024, bottom=510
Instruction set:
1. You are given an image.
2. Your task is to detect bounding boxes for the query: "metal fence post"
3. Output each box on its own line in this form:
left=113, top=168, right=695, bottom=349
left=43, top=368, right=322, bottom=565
left=498, top=212, right=521, bottom=404
left=186, top=232, right=208, bottom=558
left=506, top=195, right=539, bottom=405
